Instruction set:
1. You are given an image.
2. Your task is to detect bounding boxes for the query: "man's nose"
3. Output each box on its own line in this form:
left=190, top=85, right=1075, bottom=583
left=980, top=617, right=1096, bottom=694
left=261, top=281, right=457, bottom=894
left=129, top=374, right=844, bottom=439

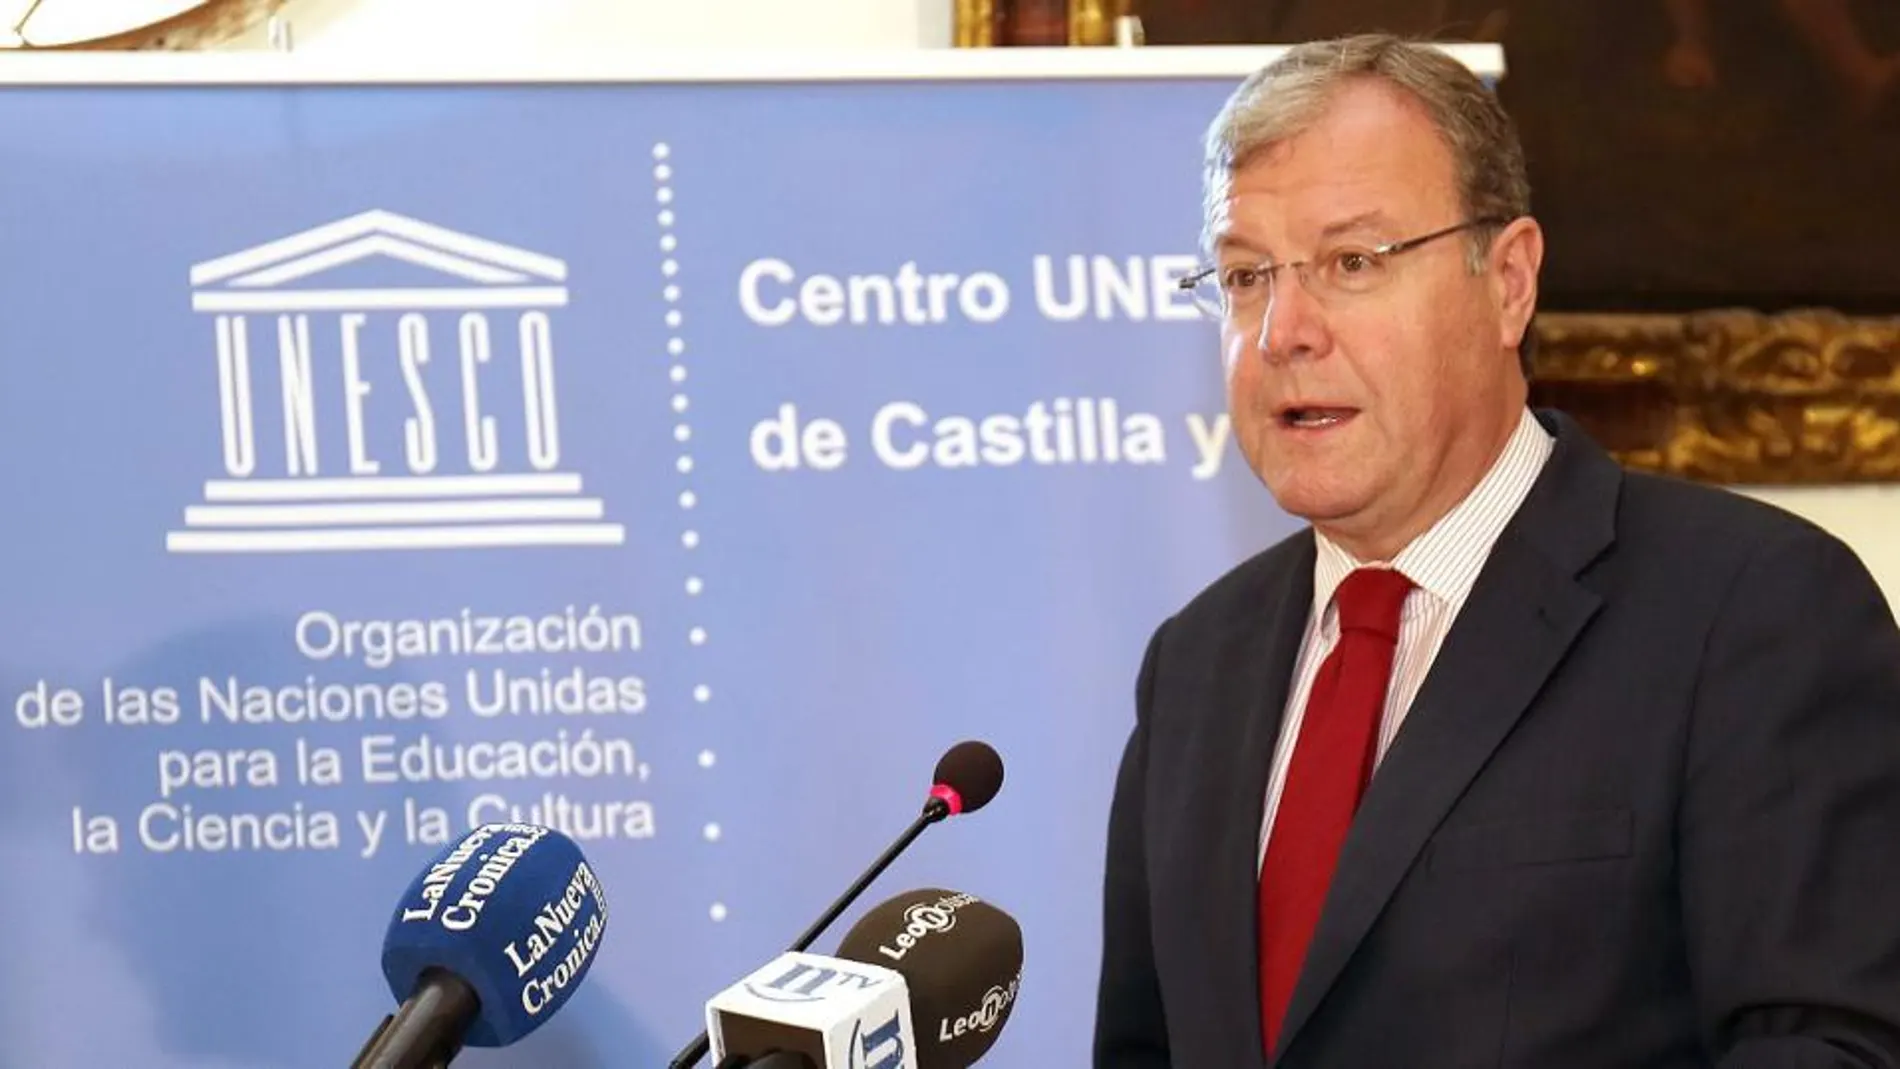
left=1256, top=269, right=1328, bottom=364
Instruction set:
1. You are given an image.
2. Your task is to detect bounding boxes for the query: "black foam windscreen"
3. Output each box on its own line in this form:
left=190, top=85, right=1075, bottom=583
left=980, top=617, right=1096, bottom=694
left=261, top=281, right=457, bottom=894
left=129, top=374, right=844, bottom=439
left=835, top=888, right=1023, bottom=1069
left=931, top=741, right=1004, bottom=814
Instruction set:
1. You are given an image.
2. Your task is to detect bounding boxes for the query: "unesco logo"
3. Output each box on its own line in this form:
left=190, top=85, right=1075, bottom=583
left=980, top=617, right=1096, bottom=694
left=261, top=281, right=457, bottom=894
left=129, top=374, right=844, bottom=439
left=170, top=209, right=624, bottom=555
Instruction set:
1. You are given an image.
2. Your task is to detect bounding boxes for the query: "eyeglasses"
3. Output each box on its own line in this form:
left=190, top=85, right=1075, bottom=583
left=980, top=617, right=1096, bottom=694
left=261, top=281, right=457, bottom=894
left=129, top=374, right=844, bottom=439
left=1177, top=216, right=1511, bottom=322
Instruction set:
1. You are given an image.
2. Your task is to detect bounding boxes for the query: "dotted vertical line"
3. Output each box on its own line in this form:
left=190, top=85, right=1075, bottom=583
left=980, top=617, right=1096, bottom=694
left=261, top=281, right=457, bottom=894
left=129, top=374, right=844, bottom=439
left=655, top=142, right=724, bottom=927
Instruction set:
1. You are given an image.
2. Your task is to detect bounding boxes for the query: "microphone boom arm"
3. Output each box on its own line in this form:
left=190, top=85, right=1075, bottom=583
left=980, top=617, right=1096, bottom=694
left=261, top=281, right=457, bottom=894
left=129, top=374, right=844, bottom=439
left=787, top=802, right=942, bottom=957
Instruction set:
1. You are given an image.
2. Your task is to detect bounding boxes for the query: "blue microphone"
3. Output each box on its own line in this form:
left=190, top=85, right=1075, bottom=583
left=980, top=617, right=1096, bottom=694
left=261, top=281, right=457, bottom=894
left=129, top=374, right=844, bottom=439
left=351, top=823, right=610, bottom=1068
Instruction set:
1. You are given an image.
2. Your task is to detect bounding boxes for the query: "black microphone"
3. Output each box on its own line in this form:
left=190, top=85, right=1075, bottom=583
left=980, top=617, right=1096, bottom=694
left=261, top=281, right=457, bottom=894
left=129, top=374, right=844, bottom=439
left=666, top=741, right=1005, bottom=1069
left=835, top=889, right=1023, bottom=1068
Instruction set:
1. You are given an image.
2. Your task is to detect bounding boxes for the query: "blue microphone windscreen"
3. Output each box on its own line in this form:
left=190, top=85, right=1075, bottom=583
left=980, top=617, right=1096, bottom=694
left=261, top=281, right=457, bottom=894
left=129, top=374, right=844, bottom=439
left=379, top=823, right=609, bottom=1047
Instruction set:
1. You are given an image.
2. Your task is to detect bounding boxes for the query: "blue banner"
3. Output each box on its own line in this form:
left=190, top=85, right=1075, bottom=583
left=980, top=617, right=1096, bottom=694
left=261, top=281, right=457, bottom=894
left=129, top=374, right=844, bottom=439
left=0, top=50, right=1497, bottom=1068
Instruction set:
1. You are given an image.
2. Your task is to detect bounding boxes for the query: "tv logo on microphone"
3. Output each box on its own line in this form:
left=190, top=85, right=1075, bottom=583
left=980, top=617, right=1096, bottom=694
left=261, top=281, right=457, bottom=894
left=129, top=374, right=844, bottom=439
left=849, top=1010, right=908, bottom=1069
left=707, top=953, right=919, bottom=1069
left=745, top=958, right=892, bottom=1004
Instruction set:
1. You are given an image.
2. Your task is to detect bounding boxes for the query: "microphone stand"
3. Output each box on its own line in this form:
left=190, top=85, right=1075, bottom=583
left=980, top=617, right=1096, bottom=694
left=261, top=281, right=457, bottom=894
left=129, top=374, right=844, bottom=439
left=785, top=798, right=944, bottom=956
left=665, top=799, right=949, bottom=1069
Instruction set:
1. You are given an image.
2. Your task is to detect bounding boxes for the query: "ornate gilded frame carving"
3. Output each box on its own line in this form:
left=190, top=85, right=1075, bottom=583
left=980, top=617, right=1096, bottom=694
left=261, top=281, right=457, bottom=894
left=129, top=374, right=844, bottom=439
left=954, top=4, right=1900, bottom=485
left=1530, top=310, right=1900, bottom=485
left=957, top=0, right=1125, bottom=47
left=6, top=0, right=284, bottom=50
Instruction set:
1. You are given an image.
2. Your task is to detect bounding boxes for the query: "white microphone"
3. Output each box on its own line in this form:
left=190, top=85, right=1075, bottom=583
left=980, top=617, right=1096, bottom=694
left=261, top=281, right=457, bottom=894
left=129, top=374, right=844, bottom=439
left=667, top=741, right=1006, bottom=1069
left=704, top=887, right=1023, bottom=1069
left=705, top=951, right=916, bottom=1069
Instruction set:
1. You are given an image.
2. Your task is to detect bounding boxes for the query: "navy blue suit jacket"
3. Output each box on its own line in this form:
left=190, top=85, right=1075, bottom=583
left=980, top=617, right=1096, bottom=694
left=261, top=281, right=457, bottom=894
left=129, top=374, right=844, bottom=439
left=1094, top=409, right=1900, bottom=1068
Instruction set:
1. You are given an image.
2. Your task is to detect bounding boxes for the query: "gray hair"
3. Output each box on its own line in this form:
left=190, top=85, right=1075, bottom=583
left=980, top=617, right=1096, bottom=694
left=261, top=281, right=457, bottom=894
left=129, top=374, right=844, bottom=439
left=1201, top=34, right=1536, bottom=373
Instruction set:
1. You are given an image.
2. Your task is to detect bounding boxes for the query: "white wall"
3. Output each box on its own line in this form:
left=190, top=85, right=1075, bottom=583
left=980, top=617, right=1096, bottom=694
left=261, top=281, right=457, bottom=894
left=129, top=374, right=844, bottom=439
left=228, top=0, right=955, bottom=52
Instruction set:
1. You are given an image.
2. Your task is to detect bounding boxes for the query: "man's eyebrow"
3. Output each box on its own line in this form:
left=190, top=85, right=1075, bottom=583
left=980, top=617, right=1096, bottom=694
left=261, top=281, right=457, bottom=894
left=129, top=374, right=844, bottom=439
left=1318, top=211, right=1392, bottom=241
left=1215, top=235, right=1273, bottom=261
left=1215, top=212, right=1393, bottom=262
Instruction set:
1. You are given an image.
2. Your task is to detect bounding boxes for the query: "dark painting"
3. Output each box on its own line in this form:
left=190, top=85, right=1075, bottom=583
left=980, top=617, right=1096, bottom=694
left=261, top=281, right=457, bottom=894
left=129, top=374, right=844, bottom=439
left=1139, top=0, right=1900, bottom=315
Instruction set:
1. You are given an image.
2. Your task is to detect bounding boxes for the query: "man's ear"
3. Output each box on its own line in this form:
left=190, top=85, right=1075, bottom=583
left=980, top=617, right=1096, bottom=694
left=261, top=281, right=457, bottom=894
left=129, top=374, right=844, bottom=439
left=1492, top=215, right=1544, bottom=355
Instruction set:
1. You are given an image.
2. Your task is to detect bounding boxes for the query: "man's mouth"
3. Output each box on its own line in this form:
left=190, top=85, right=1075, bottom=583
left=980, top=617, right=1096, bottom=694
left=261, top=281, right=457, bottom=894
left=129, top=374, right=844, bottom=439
left=1278, top=406, right=1358, bottom=429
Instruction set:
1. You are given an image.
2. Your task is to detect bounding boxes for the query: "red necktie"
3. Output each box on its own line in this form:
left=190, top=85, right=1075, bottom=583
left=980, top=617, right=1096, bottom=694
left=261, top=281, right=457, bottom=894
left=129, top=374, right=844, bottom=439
left=1258, top=566, right=1414, bottom=1056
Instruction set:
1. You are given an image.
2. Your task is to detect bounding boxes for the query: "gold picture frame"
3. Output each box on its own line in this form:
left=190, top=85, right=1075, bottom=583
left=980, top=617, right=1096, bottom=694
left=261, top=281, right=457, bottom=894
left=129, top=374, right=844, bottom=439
left=4, top=0, right=285, bottom=50
left=1531, top=309, right=1900, bottom=485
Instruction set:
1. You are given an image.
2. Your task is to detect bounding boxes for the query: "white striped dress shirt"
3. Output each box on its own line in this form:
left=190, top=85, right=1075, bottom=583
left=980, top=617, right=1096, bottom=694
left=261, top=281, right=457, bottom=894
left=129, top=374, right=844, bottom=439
left=1258, top=407, right=1556, bottom=866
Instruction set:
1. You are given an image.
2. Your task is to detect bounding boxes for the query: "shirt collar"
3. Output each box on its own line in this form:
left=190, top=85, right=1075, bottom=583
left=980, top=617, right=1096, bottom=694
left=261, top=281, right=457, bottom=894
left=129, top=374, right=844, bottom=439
left=1311, top=407, right=1554, bottom=619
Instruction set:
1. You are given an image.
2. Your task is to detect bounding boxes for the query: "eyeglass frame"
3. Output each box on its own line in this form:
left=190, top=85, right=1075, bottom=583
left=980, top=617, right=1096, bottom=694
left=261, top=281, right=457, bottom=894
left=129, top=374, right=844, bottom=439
left=1176, top=215, right=1515, bottom=320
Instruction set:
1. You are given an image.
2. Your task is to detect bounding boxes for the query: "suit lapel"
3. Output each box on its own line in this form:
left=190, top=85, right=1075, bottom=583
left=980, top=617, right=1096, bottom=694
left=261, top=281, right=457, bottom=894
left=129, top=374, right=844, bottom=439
left=1207, top=531, right=1315, bottom=1068
left=1267, top=410, right=1621, bottom=1064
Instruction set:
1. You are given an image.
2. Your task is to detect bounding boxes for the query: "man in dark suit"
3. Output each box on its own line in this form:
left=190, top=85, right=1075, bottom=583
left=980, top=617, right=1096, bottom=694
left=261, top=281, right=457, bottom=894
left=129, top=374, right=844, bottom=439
left=1093, top=33, right=1900, bottom=1068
